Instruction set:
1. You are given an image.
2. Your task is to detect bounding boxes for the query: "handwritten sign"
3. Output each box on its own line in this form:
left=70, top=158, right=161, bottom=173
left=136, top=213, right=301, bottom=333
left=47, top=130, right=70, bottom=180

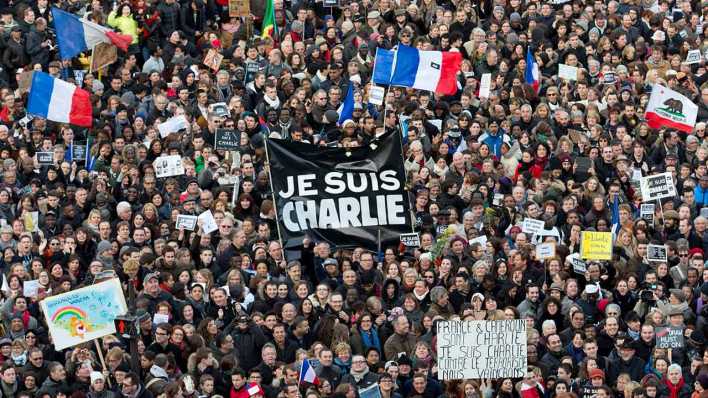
left=655, top=326, right=684, bottom=348
left=521, top=218, right=545, bottom=236
left=536, top=242, right=555, bottom=260
left=558, top=64, right=578, bottom=81
left=40, top=278, right=128, bottom=350
left=580, top=231, right=612, bottom=260
left=215, top=129, right=240, bottom=151
left=437, top=319, right=527, bottom=380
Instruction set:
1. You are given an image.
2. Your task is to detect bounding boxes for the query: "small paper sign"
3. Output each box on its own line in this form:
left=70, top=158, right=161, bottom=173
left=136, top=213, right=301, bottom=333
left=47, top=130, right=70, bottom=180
left=603, top=72, right=616, bottom=84
left=368, top=86, right=385, bottom=106
left=153, top=155, right=185, bottom=178
left=153, top=313, right=170, bottom=325
left=640, top=203, right=655, bottom=225
left=228, top=0, right=250, bottom=16
left=23, top=280, right=40, bottom=297
left=198, top=210, right=219, bottom=234
left=400, top=232, right=420, bottom=247
left=568, top=253, right=587, bottom=274
left=535, top=243, right=556, bottom=260
left=647, top=244, right=668, bottom=262
left=203, top=49, right=224, bottom=72
left=37, top=152, right=53, bottom=165
left=215, top=129, right=240, bottom=151
left=521, top=218, right=545, bottom=235
left=558, top=64, right=579, bottom=81
left=479, top=73, right=492, bottom=98
left=175, top=215, right=198, bottom=231
left=158, top=115, right=189, bottom=138
left=655, top=326, right=684, bottom=348
left=685, top=49, right=702, bottom=65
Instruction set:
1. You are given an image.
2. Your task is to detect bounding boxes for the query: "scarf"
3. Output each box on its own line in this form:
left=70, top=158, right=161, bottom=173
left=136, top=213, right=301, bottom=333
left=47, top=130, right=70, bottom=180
left=359, top=327, right=381, bottom=353
left=664, top=377, right=685, bottom=398
left=263, top=95, right=280, bottom=110
left=349, top=366, right=369, bottom=383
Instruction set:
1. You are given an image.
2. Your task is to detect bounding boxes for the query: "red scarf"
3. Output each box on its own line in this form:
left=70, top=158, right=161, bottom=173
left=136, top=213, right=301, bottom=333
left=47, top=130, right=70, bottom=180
left=664, top=377, right=685, bottom=398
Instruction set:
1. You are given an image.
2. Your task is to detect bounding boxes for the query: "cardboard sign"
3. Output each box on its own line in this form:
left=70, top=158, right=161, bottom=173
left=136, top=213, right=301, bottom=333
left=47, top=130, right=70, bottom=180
left=521, top=218, right=545, bottom=236
left=175, top=215, right=198, bottom=231
left=640, top=172, right=676, bottom=202
left=647, top=244, right=668, bottom=262
left=228, top=0, right=250, bottom=17
left=536, top=242, right=555, bottom=260
left=655, top=326, right=684, bottom=348
left=37, top=152, right=53, bottom=165
left=153, top=155, right=185, bottom=178
left=580, top=231, right=612, bottom=260
left=685, top=49, right=702, bottom=65
left=203, top=49, right=224, bottom=72
left=40, top=279, right=128, bottom=350
left=640, top=203, right=655, bottom=226
left=368, top=86, right=385, bottom=106
left=400, top=232, right=420, bottom=247
left=215, top=129, right=240, bottom=151
left=437, top=319, right=527, bottom=380
left=558, top=64, right=579, bottom=81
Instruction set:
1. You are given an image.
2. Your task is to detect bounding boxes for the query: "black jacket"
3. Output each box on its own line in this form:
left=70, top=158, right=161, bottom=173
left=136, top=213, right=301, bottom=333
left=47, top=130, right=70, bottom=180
left=25, top=28, right=51, bottom=68
left=226, top=323, right=268, bottom=371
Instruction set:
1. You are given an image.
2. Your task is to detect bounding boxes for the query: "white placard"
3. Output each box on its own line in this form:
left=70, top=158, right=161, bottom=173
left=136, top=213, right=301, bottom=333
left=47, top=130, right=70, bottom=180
left=23, top=280, right=40, bottom=297
left=153, top=313, right=170, bottom=325
left=479, top=73, right=492, bottom=98
left=558, top=64, right=579, bottom=81
left=437, top=319, right=527, bottom=380
left=685, top=49, right=702, bottom=65
left=535, top=242, right=556, bottom=260
left=521, top=218, right=545, bottom=235
left=153, top=155, right=185, bottom=178
left=469, top=235, right=488, bottom=247
left=428, top=119, right=442, bottom=131
left=175, top=215, right=198, bottom=231
left=640, top=172, right=676, bottom=202
left=157, top=115, right=189, bottom=138
left=198, top=210, right=219, bottom=234
left=368, top=85, right=385, bottom=106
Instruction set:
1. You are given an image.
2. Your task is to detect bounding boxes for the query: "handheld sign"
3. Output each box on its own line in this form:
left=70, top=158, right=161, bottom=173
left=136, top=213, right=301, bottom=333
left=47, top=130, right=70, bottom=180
left=215, top=129, right=240, bottom=151
left=580, top=231, right=612, bottom=260
left=521, top=218, right=545, bottom=236
left=479, top=73, right=492, bottom=98
left=175, top=215, right=198, bottom=231
left=655, top=326, right=684, bottom=349
left=640, top=203, right=655, bottom=226
left=568, top=253, right=587, bottom=274
left=558, top=64, right=579, bottom=81
left=647, top=244, right=668, bottom=262
left=400, top=232, right=420, bottom=247
left=640, top=172, right=676, bottom=202
left=368, top=86, right=385, bottom=106
left=37, top=152, right=53, bottom=165
left=437, top=319, right=527, bottom=380
left=153, top=155, right=185, bottom=178
left=536, top=242, right=555, bottom=260
left=72, top=143, right=87, bottom=161
left=685, top=49, right=702, bottom=65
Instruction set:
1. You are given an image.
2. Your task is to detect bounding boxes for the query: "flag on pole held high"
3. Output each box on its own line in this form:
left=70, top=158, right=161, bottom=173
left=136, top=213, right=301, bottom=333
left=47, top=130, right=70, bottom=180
left=261, top=0, right=277, bottom=40
left=644, top=84, right=698, bottom=133
left=27, top=72, right=93, bottom=127
left=337, top=81, right=355, bottom=125
left=372, top=45, right=461, bottom=95
left=52, top=8, right=132, bottom=60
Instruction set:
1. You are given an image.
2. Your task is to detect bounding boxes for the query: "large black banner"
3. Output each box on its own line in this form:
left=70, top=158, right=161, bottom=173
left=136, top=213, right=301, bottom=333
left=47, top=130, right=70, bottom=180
left=267, top=132, right=412, bottom=251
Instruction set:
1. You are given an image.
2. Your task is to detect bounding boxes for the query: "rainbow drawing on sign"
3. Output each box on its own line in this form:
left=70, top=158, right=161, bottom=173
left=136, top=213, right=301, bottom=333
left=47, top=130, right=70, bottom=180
left=50, top=306, right=94, bottom=339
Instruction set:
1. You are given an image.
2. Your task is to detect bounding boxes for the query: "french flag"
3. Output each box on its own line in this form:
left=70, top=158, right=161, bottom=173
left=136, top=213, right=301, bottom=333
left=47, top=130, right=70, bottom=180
left=52, top=8, right=132, bottom=60
left=299, top=358, right=320, bottom=385
left=525, top=47, right=540, bottom=93
left=27, top=72, right=93, bottom=127
left=390, top=45, right=461, bottom=95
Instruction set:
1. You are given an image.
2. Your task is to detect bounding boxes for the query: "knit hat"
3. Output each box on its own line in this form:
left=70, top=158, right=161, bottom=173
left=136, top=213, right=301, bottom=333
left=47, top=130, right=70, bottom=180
left=90, top=371, right=104, bottom=384
left=96, top=240, right=112, bottom=255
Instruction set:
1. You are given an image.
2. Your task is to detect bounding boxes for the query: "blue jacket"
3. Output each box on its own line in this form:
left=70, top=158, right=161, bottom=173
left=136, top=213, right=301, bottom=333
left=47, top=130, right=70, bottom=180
left=695, top=185, right=708, bottom=207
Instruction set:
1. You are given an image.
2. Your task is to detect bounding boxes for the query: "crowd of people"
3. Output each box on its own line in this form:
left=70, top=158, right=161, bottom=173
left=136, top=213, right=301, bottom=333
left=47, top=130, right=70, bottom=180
left=0, top=0, right=706, bottom=397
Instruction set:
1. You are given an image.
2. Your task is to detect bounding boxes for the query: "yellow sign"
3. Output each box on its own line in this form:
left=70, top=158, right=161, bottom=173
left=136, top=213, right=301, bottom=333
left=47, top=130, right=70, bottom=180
left=580, top=231, right=612, bottom=260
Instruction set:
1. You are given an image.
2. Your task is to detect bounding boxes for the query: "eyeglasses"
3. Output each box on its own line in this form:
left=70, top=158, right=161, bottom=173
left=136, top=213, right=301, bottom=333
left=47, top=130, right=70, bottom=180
left=679, top=253, right=689, bottom=257
left=155, top=332, right=168, bottom=336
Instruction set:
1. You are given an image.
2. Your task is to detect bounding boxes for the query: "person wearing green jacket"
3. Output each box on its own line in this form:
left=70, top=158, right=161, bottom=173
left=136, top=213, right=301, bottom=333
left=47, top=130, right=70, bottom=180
left=107, top=4, right=139, bottom=45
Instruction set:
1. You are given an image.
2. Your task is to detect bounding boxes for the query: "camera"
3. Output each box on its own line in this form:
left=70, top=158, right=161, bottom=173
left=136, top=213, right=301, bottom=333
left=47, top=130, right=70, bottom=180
left=640, top=290, right=654, bottom=301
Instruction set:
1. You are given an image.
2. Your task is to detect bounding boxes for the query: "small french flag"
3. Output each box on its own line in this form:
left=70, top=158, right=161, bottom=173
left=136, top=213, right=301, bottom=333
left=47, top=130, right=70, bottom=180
left=52, top=8, right=132, bottom=60
left=299, top=358, right=320, bottom=385
left=390, top=45, right=461, bottom=95
left=246, top=383, right=264, bottom=396
left=525, top=47, right=540, bottom=93
left=27, top=72, right=92, bottom=127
